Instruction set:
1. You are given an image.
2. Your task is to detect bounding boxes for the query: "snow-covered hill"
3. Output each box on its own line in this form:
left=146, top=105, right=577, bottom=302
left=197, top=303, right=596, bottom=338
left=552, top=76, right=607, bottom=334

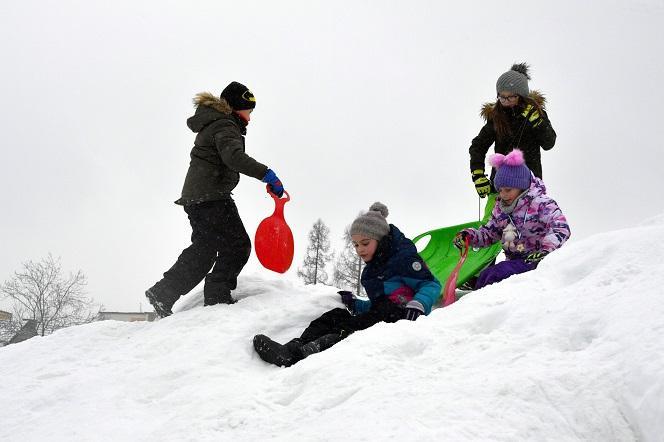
left=1, top=215, right=663, bottom=442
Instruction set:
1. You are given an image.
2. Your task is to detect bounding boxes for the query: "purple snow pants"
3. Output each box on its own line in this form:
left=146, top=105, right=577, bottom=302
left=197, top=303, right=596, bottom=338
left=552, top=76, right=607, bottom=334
left=475, top=259, right=537, bottom=290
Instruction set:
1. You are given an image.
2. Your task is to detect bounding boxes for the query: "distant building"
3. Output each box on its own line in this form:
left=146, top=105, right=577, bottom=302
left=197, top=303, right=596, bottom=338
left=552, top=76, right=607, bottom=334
left=96, top=311, right=157, bottom=322
left=8, top=319, right=39, bottom=345
left=0, top=310, right=13, bottom=346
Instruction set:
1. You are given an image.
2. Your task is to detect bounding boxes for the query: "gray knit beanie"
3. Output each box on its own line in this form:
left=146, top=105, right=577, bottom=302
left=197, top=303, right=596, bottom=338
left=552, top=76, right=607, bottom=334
left=350, top=202, right=390, bottom=240
left=496, top=62, right=531, bottom=98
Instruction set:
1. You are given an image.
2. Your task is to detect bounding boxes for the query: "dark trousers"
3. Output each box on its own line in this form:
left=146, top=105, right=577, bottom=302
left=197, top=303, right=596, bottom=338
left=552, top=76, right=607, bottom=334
left=475, top=259, right=537, bottom=290
left=299, top=299, right=404, bottom=344
left=151, top=199, right=251, bottom=305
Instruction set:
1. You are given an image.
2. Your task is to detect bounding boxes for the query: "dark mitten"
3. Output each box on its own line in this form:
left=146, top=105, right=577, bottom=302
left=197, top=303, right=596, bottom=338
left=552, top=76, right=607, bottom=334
left=338, top=290, right=355, bottom=313
left=472, top=169, right=491, bottom=198
left=404, top=300, right=424, bottom=321
left=524, top=250, right=548, bottom=264
left=521, top=104, right=544, bottom=128
left=453, top=231, right=471, bottom=250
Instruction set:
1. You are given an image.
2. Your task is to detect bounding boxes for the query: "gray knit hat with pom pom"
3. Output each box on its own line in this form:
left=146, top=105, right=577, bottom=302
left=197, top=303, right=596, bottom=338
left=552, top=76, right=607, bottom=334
left=496, top=62, right=531, bottom=98
left=350, top=202, right=390, bottom=240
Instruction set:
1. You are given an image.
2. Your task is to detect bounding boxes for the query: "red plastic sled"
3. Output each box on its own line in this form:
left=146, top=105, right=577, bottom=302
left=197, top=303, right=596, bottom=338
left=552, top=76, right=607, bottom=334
left=255, top=186, right=294, bottom=273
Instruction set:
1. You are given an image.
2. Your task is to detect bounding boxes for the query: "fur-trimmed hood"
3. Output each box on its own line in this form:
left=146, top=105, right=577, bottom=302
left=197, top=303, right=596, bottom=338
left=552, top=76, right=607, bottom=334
left=193, top=92, right=232, bottom=114
left=480, top=90, right=547, bottom=122
left=187, top=92, right=235, bottom=133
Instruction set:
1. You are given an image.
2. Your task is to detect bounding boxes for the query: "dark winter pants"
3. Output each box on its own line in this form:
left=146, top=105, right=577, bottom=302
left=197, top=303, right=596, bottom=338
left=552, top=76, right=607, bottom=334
left=150, top=199, right=251, bottom=306
left=299, top=298, right=404, bottom=347
left=475, top=259, right=537, bottom=290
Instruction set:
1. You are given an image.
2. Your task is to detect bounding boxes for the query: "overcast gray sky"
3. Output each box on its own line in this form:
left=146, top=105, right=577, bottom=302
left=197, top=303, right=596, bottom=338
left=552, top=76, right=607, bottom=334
left=2, top=0, right=663, bottom=312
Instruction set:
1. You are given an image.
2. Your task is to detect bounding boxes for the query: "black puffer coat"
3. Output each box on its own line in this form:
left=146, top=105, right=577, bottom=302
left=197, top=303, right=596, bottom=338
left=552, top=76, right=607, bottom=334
left=175, top=93, right=268, bottom=205
left=469, top=90, right=556, bottom=180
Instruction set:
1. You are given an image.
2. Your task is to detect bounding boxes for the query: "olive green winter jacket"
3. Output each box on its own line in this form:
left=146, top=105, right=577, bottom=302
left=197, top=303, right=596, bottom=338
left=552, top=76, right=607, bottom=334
left=175, top=93, right=268, bottom=205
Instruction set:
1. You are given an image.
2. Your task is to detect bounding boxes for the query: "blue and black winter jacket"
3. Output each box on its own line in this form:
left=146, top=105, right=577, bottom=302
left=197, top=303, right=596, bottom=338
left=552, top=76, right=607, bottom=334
left=359, top=224, right=441, bottom=315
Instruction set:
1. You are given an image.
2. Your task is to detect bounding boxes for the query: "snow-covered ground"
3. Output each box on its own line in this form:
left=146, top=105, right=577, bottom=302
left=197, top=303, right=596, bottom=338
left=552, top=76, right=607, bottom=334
left=1, top=215, right=664, bottom=442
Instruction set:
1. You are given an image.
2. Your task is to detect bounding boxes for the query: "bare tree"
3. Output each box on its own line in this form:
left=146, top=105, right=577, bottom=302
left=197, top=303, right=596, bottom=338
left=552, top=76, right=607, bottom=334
left=0, top=312, right=20, bottom=346
left=0, top=255, right=96, bottom=336
left=333, top=227, right=365, bottom=295
left=297, top=219, right=332, bottom=285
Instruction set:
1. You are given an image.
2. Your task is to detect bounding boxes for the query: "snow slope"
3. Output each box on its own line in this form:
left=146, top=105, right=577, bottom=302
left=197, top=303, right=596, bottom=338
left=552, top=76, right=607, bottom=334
left=1, top=215, right=663, bottom=442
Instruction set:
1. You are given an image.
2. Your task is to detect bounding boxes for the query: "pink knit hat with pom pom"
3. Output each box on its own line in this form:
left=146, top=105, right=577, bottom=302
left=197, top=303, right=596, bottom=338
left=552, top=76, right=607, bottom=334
left=490, top=149, right=532, bottom=190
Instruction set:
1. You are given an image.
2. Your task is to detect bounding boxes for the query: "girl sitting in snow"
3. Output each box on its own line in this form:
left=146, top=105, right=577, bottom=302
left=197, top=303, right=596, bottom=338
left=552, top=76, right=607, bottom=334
left=253, top=202, right=441, bottom=367
left=455, top=149, right=570, bottom=290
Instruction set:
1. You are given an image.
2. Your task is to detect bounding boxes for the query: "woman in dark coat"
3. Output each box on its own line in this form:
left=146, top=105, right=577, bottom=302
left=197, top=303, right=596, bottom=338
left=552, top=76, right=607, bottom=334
left=469, top=63, right=557, bottom=197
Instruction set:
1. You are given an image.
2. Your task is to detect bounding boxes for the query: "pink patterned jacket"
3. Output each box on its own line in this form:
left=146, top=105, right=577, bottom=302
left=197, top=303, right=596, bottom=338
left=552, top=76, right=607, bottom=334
left=464, top=176, right=570, bottom=260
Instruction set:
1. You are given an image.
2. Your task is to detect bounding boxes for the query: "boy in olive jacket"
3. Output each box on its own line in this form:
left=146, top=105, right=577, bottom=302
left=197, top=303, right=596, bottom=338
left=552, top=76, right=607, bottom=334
left=146, top=82, right=284, bottom=317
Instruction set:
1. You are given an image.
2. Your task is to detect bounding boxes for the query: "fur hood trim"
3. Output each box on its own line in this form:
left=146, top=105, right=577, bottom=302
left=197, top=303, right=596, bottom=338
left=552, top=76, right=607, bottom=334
left=480, top=90, right=546, bottom=121
left=193, top=92, right=232, bottom=115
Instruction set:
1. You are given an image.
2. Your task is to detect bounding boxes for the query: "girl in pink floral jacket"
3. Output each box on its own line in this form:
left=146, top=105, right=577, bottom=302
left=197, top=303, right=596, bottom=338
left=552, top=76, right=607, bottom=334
left=455, top=149, right=570, bottom=289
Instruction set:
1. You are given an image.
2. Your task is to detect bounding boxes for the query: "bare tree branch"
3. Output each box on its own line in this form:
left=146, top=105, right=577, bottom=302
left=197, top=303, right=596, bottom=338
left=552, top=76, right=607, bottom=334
left=1, top=255, right=96, bottom=337
left=298, top=219, right=333, bottom=285
left=333, top=227, right=365, bottom=296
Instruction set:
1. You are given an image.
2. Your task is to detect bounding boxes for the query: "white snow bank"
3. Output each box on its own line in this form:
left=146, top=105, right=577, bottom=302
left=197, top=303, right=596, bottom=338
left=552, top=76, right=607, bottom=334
left=1, top=216, right=663, bottom=441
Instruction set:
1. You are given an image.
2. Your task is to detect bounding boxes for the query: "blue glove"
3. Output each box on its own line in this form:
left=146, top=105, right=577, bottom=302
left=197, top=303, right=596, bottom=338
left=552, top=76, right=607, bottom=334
left=262, top=168, right=284, bottom=197
left=404, top=300, right=424, bottom=321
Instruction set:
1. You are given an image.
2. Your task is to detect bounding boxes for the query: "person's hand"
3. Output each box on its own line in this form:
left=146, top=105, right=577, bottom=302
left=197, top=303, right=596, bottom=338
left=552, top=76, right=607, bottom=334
left=338, top=291, right=355, bottom=312
left=525, top=250, right=548, bottom=264
left=472, top=169, right=491, bottom=198
left=522, top=104, right=543, bottom=128
left=262, top=168, right=284, bottom=197
left=453, top=231, right=470, bottom=250
left=404, top=300, right=424, bottom=321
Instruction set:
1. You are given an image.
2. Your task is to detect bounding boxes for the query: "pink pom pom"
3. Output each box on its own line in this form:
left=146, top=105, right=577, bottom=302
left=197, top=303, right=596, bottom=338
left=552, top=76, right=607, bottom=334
left=503, top=149, right=525, bottom=166
left=489, top=149, right=525, bottom=168
left=489, top=153, right=506, bottom=168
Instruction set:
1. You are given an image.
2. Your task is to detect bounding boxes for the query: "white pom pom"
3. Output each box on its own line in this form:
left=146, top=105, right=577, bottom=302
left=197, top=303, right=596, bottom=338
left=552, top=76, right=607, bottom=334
left=369, top=202, right=389, bottom=218
left=502, top=223, right=518, bottom=248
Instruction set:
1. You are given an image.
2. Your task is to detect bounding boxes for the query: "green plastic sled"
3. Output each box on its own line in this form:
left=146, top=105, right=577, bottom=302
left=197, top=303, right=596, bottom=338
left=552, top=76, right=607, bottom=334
left=413, top=194, right=502, bottom=295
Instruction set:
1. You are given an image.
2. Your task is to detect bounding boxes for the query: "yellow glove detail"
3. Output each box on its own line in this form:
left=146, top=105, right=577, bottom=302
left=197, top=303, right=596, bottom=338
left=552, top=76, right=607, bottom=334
left=522, top=104, right=543, bottom=128
left=471, top=169, right=491, bottom=198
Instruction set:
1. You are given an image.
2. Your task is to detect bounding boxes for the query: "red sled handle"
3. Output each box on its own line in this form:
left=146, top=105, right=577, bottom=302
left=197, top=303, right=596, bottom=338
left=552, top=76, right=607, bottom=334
left=266, top=184, right=290, bottom=203
left=265, top=185, right=290, bottom=216
left=442, top=236, right=470, bottom=307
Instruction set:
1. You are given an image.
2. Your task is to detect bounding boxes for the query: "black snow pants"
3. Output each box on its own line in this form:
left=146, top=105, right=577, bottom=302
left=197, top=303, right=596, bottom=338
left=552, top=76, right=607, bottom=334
left=149, top=199, right=251, bottom=307
left=299, top=298, right=404, bottom=345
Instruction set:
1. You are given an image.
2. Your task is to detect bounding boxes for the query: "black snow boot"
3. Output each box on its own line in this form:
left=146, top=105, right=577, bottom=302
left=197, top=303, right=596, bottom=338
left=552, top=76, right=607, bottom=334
left=203, top=289, right=236, bottom=306
left=204, top=277, right=236, bottom=306
left=299, top=333, right=341, bottom=359
left=145, top=287, right=178, bottom=318
left=253, top=335, right=303, bottom=367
